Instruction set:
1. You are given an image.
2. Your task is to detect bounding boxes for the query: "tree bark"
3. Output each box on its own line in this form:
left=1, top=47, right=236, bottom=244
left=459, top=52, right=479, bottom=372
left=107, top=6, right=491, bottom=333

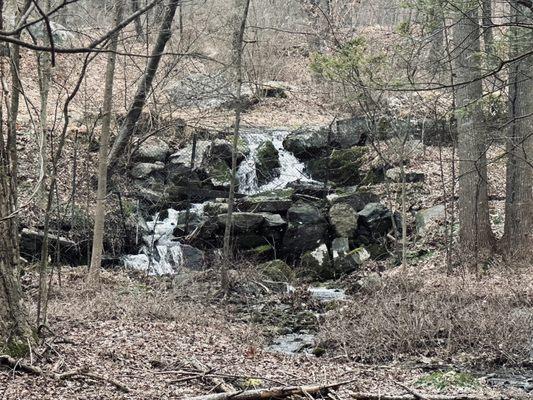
left=88, top=1, right=124, bottom=283
left=482, top=0, right=494, bottom=56
left=503, top=1, right=533, bottom=259
left=0, top=0, right=34, bottom=355
left=452, top=2, right=495, bottom=259
left=131, top=0, right=145, bottom=42
left=107, top=0, right=180, bottom=170
left=221, top=0, right=251, bottom=292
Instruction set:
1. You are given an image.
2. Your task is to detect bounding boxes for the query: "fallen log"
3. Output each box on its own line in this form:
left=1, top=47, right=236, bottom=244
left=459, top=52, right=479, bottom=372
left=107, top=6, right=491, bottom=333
left=351, top=393, right=501, bottom=400
left=181, top=380, right=353, bottom=400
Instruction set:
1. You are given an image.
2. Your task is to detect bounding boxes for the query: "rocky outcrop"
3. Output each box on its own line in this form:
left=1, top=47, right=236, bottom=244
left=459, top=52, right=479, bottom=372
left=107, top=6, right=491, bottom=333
left=300, top=244, right=332, bottom=280
left=306, top=147, right=367, bottom=185
left=416, top=204, right=446, bottom=236
left=282, top=126, right=329, bottom=160
left=356, top=202, right=401, bottom=244
left=238, top=189, right=294, bottom=213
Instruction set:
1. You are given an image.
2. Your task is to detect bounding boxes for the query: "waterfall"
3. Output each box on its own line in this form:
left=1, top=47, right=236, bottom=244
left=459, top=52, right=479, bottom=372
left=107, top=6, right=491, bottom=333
left=122, top=207, right=202, bottom=275
left=237, top=128, right=312, bottom=195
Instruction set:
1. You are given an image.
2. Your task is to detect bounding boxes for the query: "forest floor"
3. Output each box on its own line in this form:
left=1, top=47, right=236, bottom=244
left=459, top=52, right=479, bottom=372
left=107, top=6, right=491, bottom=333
left=1, top=264, right=531, bottom=400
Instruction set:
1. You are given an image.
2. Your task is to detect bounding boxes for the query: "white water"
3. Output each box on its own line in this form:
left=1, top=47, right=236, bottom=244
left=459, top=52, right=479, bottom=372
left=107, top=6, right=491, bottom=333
left=122, top=206, right=204, bottom=275
left=237, top=129, right=312, bottom=195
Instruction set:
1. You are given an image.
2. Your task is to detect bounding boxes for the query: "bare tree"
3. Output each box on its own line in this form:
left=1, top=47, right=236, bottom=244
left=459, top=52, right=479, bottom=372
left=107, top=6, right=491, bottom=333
left=221, top=0, right=251, bottom=293
left=88, top=1, right=124, bottom=284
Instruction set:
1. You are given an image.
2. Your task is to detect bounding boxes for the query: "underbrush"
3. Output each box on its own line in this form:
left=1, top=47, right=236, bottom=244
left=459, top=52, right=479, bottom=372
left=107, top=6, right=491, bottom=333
left=319, top=268, right=533, bottom=367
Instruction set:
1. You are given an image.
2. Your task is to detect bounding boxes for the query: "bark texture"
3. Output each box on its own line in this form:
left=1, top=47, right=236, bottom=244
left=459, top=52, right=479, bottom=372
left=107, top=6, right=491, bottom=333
left=504, top=1, right=533, bottom=258
left=452, top=2, right=494, bottom=257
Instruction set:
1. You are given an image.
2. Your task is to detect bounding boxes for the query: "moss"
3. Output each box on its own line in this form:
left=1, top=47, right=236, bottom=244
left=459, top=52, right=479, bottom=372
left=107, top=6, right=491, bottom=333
left=255, top=141, right=280, bottom=185
left=207, top=160, right=232, bottom=186
left=4, top=339, right=30, bottom=358
left=259, top=259, right=294, bottom=282
left=308, top=146, right=367, bottom=185
left=253, top=244, right=273, bottom=255
left=251, top=188, right=294, bottom=199
left=416, top=371, right=479, bottom=390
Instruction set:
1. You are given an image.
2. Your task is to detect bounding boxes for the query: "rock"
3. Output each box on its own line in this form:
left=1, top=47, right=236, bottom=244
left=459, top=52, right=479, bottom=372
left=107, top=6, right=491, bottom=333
left=204, top=159, right=232, bottom=188
left=328, top=188, right=380, bottom=212
left=209, top=139, right=233, bottom=163
left=333, top=116, right=369, bottom=147
left=255, top=140, right=281, bottom=185
left=385, top=167, right=425, bottom=183
left=307, top=146, right=367, bottom=185
left=238, top=189, right=294, bottom=213
left=181, top=244, right=205, bottom=270
left=287, top=180, right=330, bottom=198
left=28, top=21, right=75, bottom=45
left=260, top=213, right=287, bottom=229
left=203, top=200, right=228, bottom=216
left=416, top=204, right=446, bottom=236
left=217, top=212, right=264, bottom=232
left=20, top=228, right=85, bottom=266
left=133, top=137, right=170, bottom=163
left=283, top=201, right=328, bottom=254
left=329, top=203, right=358, bottom=238
left=130, top=162, right=165, bottom=180
left=357, top=202, right=400, bottom=242
left=257, top=81, right=290, bottom=98
left=356, top=272, right=383, bottom=293
left=259, top=259, right=294, bottom=282
left=282, top=126, right=329, bottom=160
left=169, top=140, right=211, bottom=169
left=300, top=244, right=333, bottom=280
left=331, top=238, right=368, bottom=273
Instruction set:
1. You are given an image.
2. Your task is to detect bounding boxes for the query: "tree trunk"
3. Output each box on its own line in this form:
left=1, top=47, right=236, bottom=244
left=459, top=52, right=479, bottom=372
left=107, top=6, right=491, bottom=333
left=221, top=0, right=251, bottom=293
left=482, top=0, right=494, bottom=56
left=503, top=1, right=533, bottom=259
left=452, top=2, right=494, bottom=260
left=0, top=0, right=33, bottom=355
left=107, top=0, right=179, bottom=170
left=131, top=0, right=145, bottom=42
left=88, top=1, right=124, bottom=283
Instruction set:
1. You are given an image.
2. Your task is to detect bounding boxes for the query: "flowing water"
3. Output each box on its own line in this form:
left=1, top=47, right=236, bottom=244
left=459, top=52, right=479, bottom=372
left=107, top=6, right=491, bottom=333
left=237, top=128, right=312, bottom=195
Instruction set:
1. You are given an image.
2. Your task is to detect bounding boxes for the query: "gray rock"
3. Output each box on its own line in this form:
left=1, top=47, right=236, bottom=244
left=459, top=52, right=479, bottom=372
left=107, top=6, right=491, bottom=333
left=300, top=244, right=333, bottom=280
left=415, top=204, right=446, bottom=236
left=203, top=200, right=229, bottom=216
left=358, top=202, right=400, bottom=238
left=329, top=203, right=358, bottom=238
left=283, top=201, right=328, bottom=254
left=181, top=244, right=205, bottom=270
left=130, top=162, right=165, bottom=180
left=238, top=189, right=294, bottom=213
left=328, top=188, right=380, bottom=212
left=217, top=212, right=264, bottom=232
left=334, top=116, right=369, bottom=147
left=260, top=213, right=287, bottom=228
left=169, top=140, right=211, bottom=169
left=257, top=81, right=290, bottom=98
left=133, top=137, right=170, bottom=163
left=282, top=126, right=329, bottom=160
left=331, top=238, right=368, bottom=273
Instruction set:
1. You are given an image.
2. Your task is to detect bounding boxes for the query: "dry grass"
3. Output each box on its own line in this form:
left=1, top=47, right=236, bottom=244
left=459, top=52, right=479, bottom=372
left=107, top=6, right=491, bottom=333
left=320, top=266, right=533, bottom=367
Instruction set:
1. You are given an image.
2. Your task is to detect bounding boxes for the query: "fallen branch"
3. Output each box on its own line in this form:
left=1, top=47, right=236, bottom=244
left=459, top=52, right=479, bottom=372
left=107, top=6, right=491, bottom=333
left=188, top=359, right=236, bottom=393
left=351, top=393, right=501, bottom=400
left=181, top=380, right=354, bottom=400
left=0, top=355, right=131, bottom=393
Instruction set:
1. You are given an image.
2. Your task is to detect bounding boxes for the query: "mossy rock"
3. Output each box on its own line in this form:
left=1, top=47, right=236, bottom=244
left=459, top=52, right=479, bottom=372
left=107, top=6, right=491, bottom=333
left=307, top=146, right=367, bottom=185
left=205, top=159, right=232, bottom=188
left=255, top=141, right=281, bottom=185
left=300, top=244, right=334, bottom=280
left=259, top=259, right=295, bottom=282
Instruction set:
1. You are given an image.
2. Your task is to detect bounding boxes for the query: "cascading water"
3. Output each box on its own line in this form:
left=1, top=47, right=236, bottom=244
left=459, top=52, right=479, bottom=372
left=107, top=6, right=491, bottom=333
left=236, top=128, right=312, bottom=195
left=122, top=206, right=205, bottom=275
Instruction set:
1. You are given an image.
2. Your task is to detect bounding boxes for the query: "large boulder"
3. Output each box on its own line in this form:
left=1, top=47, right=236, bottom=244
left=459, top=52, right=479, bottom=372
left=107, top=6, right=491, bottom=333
left=181, top=244, right=206, bottom=270
left=282, top=126, right=329, bottom=160
left=259, top=259, right=294, bottom=282
left=133, top=137, right=170, bottom=163
left=385, top=167, right=425, bottom=183
left=287, top=180, right=331, bottom=198
left=283, top=201, right=328, bottom=254
left=130, top=162, right=165, bottom=180
left=300, top=244, right=333, bottom=280
left=255, top=140, right=280, bottom=185
left=168, top=140, right=211, bottom=170
left=306, top=147, right=367, bottom=185
left=356, top=202, right=401, bottom=243
left=238, top=189, right=294, bottom=213
left=217, top=212, right=264, bottom=233
left=329, top=203, right=358, bottom=238
left=333, top=116, right=369, bottom=147
left=328, top=188, right=380, bottom=212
